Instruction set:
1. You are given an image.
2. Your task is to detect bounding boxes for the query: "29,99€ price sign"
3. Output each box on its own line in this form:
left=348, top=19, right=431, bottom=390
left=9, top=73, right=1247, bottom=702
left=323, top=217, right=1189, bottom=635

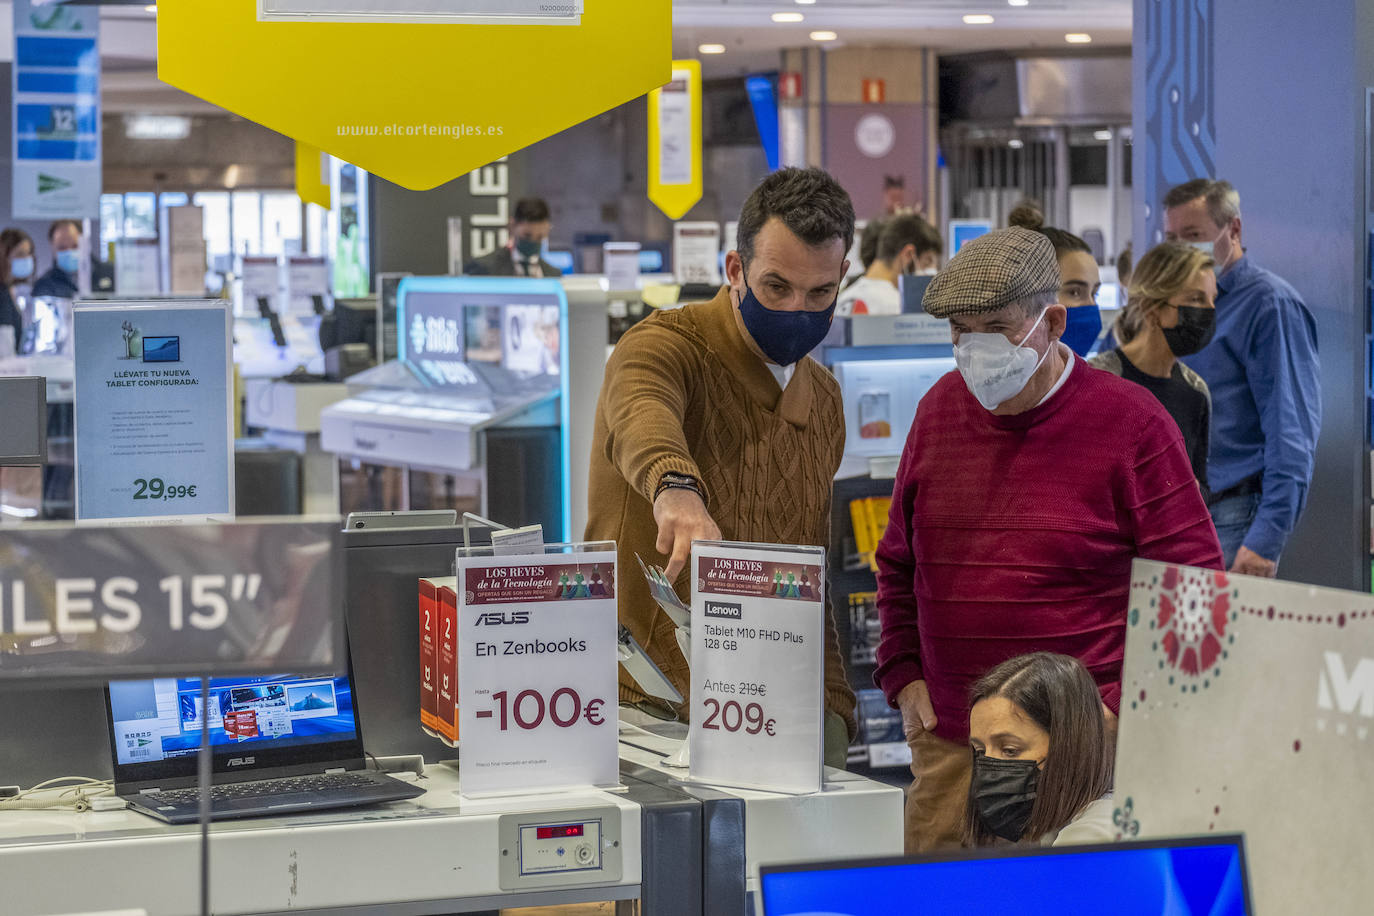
left=457, top=548, right=619, bottom=798
left=689, top=541, right=826, bottom=795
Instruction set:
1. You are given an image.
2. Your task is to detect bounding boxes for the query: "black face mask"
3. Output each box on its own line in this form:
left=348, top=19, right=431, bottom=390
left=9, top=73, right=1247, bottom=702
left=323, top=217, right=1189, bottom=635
left=1161, top=305, right=1216, bottom=357
left=972, top=752, right=1040, bottom=842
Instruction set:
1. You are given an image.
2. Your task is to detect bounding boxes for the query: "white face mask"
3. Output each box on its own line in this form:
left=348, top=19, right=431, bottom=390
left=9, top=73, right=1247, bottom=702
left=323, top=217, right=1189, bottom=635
left=952, top=308, right=1052, bottom=411
left=1188, top=226, right=1229, bottom=275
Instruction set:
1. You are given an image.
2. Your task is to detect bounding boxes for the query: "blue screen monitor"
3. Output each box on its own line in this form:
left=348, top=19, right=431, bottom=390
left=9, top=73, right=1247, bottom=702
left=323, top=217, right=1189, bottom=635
left=544, top=249, right=575, bottom=275
left=141, top=335, right=181, bottom=362
left=948, top=219, right=992, bottom=255
left=637, top=249, right=664, bottom=273
left=760, top=836, right=1251, bottom=916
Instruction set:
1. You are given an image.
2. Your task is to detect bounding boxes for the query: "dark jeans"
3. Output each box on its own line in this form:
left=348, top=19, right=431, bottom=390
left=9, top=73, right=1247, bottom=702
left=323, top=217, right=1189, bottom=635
left=1209, top=490, right=1262, bottom=570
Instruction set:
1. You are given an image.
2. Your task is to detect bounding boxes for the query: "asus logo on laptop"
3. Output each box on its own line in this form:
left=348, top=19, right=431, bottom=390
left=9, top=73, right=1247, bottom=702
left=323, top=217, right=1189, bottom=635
left=227, top=756, right=256, bottom=767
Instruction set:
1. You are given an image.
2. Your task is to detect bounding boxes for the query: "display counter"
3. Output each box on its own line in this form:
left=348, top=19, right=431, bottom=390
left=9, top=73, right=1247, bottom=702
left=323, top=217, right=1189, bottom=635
left=616, top=712, right=905, bottom=909
left=0, top=765, right=648, bottom=915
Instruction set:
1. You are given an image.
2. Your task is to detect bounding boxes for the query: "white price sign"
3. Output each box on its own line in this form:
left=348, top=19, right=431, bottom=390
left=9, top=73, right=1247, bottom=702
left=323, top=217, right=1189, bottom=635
left=689, top=541, right=825, bottom=795
left=457, top=546, right=619, bottom=797
left=672, top=222, right=722, bottom=287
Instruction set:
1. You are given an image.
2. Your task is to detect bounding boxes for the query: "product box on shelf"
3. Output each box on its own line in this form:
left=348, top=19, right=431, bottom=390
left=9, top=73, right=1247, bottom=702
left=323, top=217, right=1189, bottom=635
left=419, top=576, right=459, bottom=745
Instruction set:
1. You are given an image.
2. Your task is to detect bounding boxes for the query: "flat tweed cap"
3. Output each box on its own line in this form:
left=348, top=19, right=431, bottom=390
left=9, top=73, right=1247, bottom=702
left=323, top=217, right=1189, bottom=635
left=923, top=226, right=1061, bottom=319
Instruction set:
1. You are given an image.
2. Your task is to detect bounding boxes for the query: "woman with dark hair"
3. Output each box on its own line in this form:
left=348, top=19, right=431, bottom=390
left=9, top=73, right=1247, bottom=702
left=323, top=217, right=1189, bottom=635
left=963, top=652, right=1115, bottom=847
left=1008, top=203, right=1102, bottom=356
left=0, top=227, right=34, bottom=354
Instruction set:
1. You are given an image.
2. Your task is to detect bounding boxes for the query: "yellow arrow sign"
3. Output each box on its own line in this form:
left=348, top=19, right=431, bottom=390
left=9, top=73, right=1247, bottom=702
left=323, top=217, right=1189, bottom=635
left=647, top=60, right=703, bottom=220
left=158, top=0, right=670, bottom=191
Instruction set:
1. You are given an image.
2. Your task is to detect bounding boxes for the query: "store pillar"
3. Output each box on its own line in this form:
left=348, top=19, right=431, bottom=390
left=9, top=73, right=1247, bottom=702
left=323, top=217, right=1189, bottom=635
left=1135, top=0, right=1374, bottom=590
left=779, top=46, right=939, bottom=225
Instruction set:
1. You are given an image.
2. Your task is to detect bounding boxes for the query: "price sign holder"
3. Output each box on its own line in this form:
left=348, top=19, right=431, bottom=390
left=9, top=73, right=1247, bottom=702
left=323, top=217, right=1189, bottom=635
left=456, top=541, right=620, bottom=798
left=72, top=299, right=234, bottom=523
left=688, top=540, right=825, bottom=795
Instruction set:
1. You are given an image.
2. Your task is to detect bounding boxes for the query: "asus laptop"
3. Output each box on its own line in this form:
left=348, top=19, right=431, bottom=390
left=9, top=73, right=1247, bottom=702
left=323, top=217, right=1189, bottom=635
left=759, top=835, right=1252, bottom=916
left=106, top=668, right=424, bottom=824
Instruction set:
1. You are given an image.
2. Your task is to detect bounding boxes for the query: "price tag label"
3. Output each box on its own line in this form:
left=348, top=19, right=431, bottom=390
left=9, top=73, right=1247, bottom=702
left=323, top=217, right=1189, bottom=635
left=457, top=546, right=619, bottom=797
left=672, top=222, right=722, bottom=286
left=689, top=541, right=825, bottom=795
left=73, top=300, right=234, bottom=523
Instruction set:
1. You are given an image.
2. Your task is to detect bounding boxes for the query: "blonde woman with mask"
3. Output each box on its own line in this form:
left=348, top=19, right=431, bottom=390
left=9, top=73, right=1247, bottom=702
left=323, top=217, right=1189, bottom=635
left=1090, top=241, right=1216, bottom=496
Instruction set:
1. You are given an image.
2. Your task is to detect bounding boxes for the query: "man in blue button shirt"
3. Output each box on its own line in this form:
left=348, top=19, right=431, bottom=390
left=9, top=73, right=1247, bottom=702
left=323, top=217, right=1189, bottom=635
left=1164, top=179, right=1321, bottom=578
left=32, top=219, right=81, bottom=300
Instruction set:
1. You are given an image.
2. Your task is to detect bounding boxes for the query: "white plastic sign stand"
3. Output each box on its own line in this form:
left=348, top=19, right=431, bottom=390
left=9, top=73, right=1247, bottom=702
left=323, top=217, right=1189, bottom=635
left=72, top=300, right=234, bottom=523
left=457, top=542, right=619, bottom=797
left=688, top=540, right=825, bottom=795
left=672, top=222, right=721, bottom=286
left=603, top=242, right=641, bottom=293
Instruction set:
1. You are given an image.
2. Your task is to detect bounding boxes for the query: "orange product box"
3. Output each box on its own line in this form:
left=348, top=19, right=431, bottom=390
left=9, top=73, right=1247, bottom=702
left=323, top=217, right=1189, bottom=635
left=434, top=577, right=460, bottom=746
left=418, top=577, right=448, bottom=737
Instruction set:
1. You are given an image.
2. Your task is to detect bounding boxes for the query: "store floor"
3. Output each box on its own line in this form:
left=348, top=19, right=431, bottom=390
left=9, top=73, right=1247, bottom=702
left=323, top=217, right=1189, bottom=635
left=503, top=906, right=614, bottom=915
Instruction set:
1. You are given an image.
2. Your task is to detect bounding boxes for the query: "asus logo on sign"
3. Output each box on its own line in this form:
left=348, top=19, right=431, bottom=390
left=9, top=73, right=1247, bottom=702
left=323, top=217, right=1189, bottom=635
left=475, top=611, right=531, bottom=626
left=227, top=757, right=256, bottom=767
left=1318, top=652, right=1374, bottom=717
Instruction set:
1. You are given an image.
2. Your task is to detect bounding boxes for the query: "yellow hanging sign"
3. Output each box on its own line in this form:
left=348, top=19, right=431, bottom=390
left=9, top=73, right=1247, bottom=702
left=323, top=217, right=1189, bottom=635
left=295, top=142, right=331, bottom=209
left=158, top=1, right=670, bottom=191
left=647, top=60, right=703, bottom=220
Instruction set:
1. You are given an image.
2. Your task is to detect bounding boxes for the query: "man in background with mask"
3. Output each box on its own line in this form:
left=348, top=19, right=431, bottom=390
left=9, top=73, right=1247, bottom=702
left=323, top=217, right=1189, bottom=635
left=585, top=167, right=858, bottom=765
left=33, top=219, right=81, bottom=299
left=837, top=213, right=942, bottom=317
left=873, top=227, right=1222, bottom=853
left=464, top=196, right=560, bottom=278
left=1164, top=179, right=1321, bottom=579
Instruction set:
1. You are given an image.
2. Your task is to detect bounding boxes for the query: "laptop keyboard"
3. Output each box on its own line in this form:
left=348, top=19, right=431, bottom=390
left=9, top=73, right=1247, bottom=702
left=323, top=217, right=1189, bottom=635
left=150, top=772, right=376, bottom=805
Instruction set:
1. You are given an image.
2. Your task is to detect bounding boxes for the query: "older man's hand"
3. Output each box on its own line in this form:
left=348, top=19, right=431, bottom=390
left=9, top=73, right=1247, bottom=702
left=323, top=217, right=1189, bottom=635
left=897, top=679, right=938, bottom=742
left=1231, top=546, right=1277, bottom=579
left=654, top=487, right=722, bottom=581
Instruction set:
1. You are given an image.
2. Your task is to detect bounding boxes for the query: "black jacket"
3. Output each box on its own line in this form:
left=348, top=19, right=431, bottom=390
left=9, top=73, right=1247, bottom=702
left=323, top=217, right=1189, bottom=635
left=463, top=247, right=562, bottom=279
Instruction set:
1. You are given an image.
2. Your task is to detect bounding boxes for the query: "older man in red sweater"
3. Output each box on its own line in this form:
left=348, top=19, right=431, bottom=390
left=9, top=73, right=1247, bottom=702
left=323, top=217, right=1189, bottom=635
left=874, top=227, right=1223, bottom=853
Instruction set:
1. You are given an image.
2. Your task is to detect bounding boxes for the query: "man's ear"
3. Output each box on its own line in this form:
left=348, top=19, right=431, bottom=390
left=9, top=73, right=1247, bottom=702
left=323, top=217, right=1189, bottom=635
left=1045, top=303, right=1069, bottom=341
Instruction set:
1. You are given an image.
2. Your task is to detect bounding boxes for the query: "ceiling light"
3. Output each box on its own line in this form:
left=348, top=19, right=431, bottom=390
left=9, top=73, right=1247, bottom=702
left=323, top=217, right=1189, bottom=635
left=810, top=30, right=838, bottom=41
left=1008, top=139, right=1025, bottom=149
left=1094, top=129, right=1113, bottom=141
left=1007, top=0, right=1029, bottom=5
left=795, top=0, right=816, bottom=4
left=963, top=14, right=995, bottom=24
left=698, top=43, right=726, bottom=54
left=1065, top=32, right=1093, bottom=43
left=124, top=115, right=191, bottom=140
left=772, top=12, right=804, bottom=22
left=145, top=4, right=157, bottom=11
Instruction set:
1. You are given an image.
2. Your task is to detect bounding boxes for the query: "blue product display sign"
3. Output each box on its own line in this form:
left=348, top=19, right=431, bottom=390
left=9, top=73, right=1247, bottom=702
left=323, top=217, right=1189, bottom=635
left=73, top=302, right=234, bottom=521
left=11, top=0, right=101, bottom=220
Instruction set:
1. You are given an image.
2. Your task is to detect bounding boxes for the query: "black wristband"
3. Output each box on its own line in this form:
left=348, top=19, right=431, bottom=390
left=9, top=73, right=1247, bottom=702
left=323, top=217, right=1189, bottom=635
left=654, top=480, right=703, bottom=502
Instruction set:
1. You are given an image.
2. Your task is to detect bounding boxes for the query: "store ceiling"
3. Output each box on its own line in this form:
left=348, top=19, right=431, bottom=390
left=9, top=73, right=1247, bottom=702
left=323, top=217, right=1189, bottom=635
left=0, top=1, right=1132, bottom=112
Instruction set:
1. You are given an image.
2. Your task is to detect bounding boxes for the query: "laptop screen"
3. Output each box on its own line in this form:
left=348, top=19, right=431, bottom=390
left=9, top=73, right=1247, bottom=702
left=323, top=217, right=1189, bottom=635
left=107, top=673, right=361, bottom=782
left=759, top=837, right=1251, bottom=916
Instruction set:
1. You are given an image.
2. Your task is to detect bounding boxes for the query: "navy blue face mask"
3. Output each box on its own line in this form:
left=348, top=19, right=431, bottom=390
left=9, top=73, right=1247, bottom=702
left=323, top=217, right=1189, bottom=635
left=736, top=282, right=838, bottom=367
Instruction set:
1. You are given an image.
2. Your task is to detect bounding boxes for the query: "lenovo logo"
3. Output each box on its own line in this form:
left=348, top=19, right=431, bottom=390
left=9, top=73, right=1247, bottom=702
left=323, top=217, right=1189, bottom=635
left=704, top=601, right=742, bottom=620
left=227, top=756, right=256, bottom=767
left=353, top=437, right=378, bottom=451
left=475, top=611, right=531, bottom=626
left=1318, top=652, right=1374, bottom=717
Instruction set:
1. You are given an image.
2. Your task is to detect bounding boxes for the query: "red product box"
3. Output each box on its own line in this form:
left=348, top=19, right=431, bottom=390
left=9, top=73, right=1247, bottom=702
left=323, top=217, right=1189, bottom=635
left=433, top=577, right=460, bottom=746
left=418, top=577, right=445, bottom=737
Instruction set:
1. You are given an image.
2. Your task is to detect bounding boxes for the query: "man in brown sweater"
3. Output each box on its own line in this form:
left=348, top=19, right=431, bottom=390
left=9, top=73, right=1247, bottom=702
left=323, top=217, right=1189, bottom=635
left=585, top=168, right=859, bottom=764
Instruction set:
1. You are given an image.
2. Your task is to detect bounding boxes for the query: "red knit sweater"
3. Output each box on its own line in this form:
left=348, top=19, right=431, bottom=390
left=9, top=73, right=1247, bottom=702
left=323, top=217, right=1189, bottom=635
left=874, top=359, right=1224, bottom=744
